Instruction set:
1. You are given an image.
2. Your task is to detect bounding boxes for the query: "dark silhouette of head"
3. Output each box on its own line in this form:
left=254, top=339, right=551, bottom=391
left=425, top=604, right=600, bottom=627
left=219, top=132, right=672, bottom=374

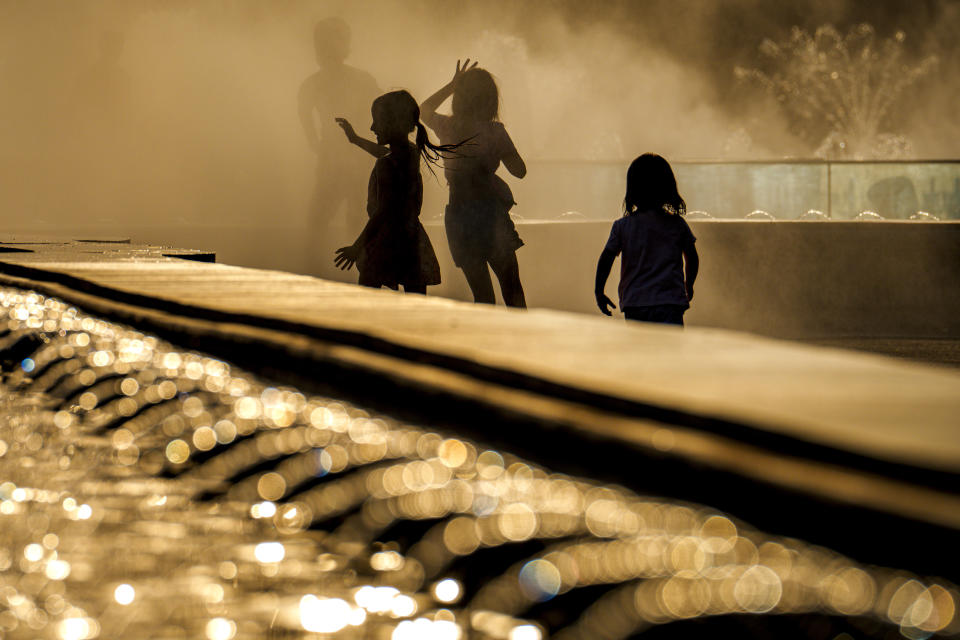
left=452, top=68, right=499, bottom=122
left=371, top=90, right=419, bottom=143
left=314, top=17, right=350, bottom=65
left=624, top=153, right=686, bottom=216
left=371, top=90, right=463, bottom=174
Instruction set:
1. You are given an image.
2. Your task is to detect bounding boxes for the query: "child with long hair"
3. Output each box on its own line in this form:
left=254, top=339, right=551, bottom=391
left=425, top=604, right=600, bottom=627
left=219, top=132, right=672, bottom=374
left=420, top=59, right=527, bottom=307
left=595, top=153, right=699, bottom=325
left=333, top=90, right=457, bottom=293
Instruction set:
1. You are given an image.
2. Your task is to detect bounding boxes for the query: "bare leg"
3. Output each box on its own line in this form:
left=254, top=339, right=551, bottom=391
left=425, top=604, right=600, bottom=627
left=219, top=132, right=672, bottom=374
left=460, top=260, right=496, bottom=304
left=489, top=251, right=526, bottom=308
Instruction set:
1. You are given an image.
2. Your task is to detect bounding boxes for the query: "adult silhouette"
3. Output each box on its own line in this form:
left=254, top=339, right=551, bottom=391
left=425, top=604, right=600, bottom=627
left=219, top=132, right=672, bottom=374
left=298, top=18, right=379, bottom=273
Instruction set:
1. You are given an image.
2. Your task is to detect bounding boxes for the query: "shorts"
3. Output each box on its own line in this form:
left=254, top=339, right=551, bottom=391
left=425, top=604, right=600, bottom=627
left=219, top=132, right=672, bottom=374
left=444, top=199, right=523, bottom=267
left=623, top=305, right=686, bottom=326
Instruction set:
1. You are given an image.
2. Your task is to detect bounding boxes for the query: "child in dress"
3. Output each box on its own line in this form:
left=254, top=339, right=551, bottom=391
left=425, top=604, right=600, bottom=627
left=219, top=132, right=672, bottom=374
left=595, top=153, right=699, bottom=325
left=420, top=60, right=528, bottom=307
left=333, top=90, right=457, bottom=293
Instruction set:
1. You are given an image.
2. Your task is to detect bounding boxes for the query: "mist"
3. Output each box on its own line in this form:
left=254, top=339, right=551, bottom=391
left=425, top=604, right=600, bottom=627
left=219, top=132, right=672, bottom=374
left=0, top=0, right=957, bottom=279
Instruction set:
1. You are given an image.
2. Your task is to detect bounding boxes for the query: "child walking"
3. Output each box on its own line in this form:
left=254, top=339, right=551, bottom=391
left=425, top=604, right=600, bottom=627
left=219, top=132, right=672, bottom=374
left=595, top=153, right=699, bottom=325
left=334, top=90, right=456, bottom=293
left=420, top=59, right=528, bottom=308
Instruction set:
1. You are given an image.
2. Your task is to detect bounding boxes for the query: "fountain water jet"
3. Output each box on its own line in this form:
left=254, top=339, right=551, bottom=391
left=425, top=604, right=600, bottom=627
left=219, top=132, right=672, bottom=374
left=735, top=24, right=938, bottom=160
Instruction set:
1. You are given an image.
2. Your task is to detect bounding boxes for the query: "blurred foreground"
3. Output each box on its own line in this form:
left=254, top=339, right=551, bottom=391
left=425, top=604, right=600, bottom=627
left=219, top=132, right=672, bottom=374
left=0, top=240, right=958, bottom=638
left=0, top=286, right=957, bottom=640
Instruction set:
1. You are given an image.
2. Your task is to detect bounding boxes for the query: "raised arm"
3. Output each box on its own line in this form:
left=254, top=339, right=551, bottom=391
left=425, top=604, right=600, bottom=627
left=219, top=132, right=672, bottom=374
left=420, top=58, right=477, bottom=128
left=336, top=118, right=388, bottom=158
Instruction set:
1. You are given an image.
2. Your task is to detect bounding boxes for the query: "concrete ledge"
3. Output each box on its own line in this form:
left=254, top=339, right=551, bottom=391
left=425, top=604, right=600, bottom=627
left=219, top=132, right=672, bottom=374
left=13, top=220, right=958, bottom=340
left=0, top=241, right=955, bottom=465
left=0, top=239, right=958, bottom=574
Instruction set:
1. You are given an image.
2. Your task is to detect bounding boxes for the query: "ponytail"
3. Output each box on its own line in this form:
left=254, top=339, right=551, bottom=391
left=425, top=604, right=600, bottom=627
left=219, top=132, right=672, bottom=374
left=415, top=123, right=431, bottom=158
left=373, top=90, right=469, bottom=177
left=415, top=121, right=467, bottom=177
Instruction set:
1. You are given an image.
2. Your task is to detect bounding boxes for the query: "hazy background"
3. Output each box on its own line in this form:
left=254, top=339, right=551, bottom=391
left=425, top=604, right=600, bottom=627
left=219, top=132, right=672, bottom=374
left=0, top=0, right=957, bottom=314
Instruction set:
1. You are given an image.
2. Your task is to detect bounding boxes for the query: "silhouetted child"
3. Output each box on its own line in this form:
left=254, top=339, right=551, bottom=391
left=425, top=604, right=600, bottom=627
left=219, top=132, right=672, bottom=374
left=595, top=154, right=699, bottom=325
left=334, top=90, right=458, bottom=293
left=421, top=59, right=527, bottom=308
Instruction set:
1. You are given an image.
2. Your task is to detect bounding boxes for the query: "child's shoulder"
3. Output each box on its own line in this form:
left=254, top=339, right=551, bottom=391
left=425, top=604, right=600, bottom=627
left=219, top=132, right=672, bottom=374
left=462, top=118, right=505, bottom=137
left=620, top=209, right=656, bottom=223
left=619, top=209, right=683, bottom=227
left=669, top=212, right=693, bottom=229
left=485, top=120, right=509, bottom=137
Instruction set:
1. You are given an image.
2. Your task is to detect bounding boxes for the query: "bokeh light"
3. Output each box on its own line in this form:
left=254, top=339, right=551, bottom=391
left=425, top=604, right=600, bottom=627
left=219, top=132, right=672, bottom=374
left=114, top=584, right=135, bottom=605
left=433, top=579, right=462, bottom=604
left=0, top=285, right=953, bottom=640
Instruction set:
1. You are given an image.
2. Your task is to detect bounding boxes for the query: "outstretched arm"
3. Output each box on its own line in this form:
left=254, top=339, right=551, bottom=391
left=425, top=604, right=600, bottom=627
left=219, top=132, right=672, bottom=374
left=683, top=243, right=699, bottom=302
left=594, top=248, right=618, bottom=316
left=420, top=58, right=478, bottom=127
left=335, top=118, right=388, bottom=158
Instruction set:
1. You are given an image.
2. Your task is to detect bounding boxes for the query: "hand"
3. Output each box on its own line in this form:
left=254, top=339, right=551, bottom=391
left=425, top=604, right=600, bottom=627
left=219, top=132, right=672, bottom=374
left=334, top=244, right=359, bottom=271
left=595, top=291, right=616, bottom=316
left=452, top=58, right=478, bottom=84
left=335, top=117, right=356, bottom=143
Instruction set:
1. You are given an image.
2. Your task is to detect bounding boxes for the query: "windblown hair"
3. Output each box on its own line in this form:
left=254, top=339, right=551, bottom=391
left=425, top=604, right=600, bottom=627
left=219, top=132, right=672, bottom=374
left=451, top=68, right=500, bottom=122
left=624, top=153, right=686, bottom=216
left=373, top=90, right=464, bottom=176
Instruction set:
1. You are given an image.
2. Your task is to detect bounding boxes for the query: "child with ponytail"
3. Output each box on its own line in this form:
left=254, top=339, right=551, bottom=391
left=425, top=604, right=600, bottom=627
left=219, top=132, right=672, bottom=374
left=334, top=90, right=459, bottom=293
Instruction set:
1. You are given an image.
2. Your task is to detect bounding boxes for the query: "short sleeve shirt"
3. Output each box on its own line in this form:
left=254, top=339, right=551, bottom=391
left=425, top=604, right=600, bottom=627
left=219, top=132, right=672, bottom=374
left=604, top=210, right=696, bottom=309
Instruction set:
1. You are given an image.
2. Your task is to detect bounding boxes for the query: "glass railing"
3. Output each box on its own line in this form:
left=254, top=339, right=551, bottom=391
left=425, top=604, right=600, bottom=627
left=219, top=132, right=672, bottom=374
left=504, top=160, right=960, bottom=221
